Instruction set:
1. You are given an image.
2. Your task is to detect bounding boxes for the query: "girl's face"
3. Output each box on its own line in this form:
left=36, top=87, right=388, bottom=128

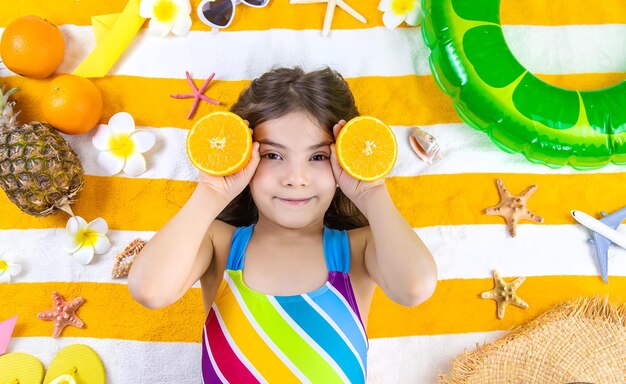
left=250, top=111, right=337, bottom=230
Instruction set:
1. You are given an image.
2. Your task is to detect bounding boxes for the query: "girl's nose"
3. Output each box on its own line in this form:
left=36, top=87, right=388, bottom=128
left=283, top=162, right=309, bottom=187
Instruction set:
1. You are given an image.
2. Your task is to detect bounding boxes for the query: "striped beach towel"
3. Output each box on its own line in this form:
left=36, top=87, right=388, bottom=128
left=1, top=0, right=625, bottom=382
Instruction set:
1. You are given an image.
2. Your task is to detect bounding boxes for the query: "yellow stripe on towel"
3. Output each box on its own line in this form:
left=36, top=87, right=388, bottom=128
left=500, top=0, right=626, bottom=26
left=3, top=282, right=204, bottom=341
left=2, top=74, right=460, bottom=128
left=368, top=275, right=626, bottom=338
left=1, top=0, right=624, bottom=28
left=4, top=73, right=623, bottom=130
left=0, top=176, right=196, bottom=231
left=2, top=277, right=624, bottom=341
left=386, top=173, right=626, bottom=228
left=3, top=173, right=626, bottom=230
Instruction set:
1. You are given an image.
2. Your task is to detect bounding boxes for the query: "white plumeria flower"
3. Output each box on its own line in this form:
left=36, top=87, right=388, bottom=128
left=63, top=216, right=112, bottom=265
left=378, top=0, right=424, bottom=29
left=0, top=255, right=21, bottom=283
left=92, top=112, right=156, bottom=177
left=140, top=0, right=192, bottom=37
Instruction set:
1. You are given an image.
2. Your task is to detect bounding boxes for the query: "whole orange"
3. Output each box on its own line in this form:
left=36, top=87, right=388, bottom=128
left=0, top=15, right=65, bottom=79
left=41, top=74, right=103, bottom=135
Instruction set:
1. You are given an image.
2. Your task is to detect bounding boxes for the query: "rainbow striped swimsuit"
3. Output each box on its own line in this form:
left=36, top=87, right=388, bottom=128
left=201, top=225, right=369, bottom=383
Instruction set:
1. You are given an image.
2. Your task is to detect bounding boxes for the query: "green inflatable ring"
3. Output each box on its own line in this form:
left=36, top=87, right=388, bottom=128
left=422, top=0, right=626, bottom=170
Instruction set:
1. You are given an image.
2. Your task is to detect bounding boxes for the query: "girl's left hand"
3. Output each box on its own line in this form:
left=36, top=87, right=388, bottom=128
left=330, top=119, right=386, bottom=210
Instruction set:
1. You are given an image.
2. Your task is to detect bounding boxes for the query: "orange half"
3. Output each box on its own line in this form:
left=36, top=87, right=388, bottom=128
left=186, top=112, right=252, bottom=176
left=336, top=116, right=398, bottom=182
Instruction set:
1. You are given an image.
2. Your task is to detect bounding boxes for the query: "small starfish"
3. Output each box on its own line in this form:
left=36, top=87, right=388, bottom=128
left=37, top=292, right=85, bottom=338
left=485, top=178, right=543, bottom=237
left=480, top=270, right=529, bottom=320
left=170, top=71, right=221, bottom=120
left=290, top=0, right=366, bottom=37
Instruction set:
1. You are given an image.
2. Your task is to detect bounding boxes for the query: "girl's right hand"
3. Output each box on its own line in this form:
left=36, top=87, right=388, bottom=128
left=195, top=129, right=261, bottom=204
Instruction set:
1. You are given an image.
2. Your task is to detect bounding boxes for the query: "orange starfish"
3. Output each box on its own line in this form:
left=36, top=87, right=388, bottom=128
left=485, top=178, right=543, bottom=237
left=37, top=292, right=85, bottom=338
left=480, top=270, right=529, bottom=320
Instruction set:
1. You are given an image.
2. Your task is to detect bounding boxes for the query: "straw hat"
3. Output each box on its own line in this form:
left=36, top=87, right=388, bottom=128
left=439, top=297, right=626, bottom=384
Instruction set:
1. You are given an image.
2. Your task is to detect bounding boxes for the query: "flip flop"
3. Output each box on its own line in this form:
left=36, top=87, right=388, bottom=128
left=43, top=344, right=105, bottom=384
left=0, top=352, right=45, bottom=384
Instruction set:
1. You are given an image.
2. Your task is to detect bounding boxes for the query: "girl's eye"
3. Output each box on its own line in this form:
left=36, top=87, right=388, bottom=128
left=262, top=153, right=282, bottom=160
left=311, top=154, right=329, bottom=161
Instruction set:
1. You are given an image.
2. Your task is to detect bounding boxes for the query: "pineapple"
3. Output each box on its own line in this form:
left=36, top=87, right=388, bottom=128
left=0, top=87, right=84, bottom=216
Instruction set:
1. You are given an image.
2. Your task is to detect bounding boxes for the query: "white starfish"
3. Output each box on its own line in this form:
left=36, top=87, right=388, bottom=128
left=290, top=0, right=366, bottom=37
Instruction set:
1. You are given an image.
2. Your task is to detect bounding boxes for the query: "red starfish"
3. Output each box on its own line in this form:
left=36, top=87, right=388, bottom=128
left=170, top=71, right=221, bottom=119
left=37, top=291, right=85, bottom=338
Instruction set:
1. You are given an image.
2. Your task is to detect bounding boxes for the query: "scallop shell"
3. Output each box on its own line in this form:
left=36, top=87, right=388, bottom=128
left=409, top=126, right=442, bottom=163
left=112, top=238, right=146, bottom=278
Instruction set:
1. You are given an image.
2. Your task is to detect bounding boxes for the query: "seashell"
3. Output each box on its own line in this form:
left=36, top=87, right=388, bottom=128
left=409, top=126, right=442, bottom=163
left=112, top=238, right=146, bottom=278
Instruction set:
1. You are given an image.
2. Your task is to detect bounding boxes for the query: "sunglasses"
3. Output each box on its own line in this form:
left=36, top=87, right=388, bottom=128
left=197, top=0, right=270, bottom=31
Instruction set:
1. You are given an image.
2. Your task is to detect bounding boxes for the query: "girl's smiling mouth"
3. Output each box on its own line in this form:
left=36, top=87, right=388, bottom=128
left=277, top=197, right=313, bottom=205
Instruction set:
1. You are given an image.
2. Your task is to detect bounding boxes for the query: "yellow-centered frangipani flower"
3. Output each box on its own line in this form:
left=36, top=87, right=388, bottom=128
left=92, top=112, right=156, bottom=177
left=0, top=255, right=21, bottom=283
left=63, top=216, right=112, bottom=265
left=378, top=0, right=424, bottom=29
left=140, top=0, right=192, bottom=37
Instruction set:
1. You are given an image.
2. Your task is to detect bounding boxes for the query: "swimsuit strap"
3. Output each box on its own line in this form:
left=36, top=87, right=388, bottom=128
left=323, top=226, right=350, bottom=273
left=226, top=225, right=253, bottom=270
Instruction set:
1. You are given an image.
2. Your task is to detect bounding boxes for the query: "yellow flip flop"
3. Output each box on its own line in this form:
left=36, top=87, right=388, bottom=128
left=43, top=345, right=105, bottom=384
left=0, top=352, right=45, bottom=384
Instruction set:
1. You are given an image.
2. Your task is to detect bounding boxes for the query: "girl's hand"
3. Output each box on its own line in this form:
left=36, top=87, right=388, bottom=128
left=330, top=119, right=386, bottom=212
left=196, top=126, right=261, bottom=204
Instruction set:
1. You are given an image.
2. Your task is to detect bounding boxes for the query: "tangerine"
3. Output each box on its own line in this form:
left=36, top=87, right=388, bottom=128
left=0, top=15, right=65, bottom=79
left=186, top=112, right=252, bottom=176
left=335, top=116, right=398, bottom=182
left=41, top=74, right=103, bottom=135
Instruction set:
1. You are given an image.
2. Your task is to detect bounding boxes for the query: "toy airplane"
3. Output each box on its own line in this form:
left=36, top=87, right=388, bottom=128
left=571, top=207, right=626, bottom=283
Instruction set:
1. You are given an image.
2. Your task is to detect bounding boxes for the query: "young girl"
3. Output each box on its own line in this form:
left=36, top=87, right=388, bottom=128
left=128, top=67, right=437, bottom=383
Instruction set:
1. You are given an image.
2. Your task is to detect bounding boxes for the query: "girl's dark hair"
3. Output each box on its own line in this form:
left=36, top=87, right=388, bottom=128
left=217, top=66, right=369, bottom=230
